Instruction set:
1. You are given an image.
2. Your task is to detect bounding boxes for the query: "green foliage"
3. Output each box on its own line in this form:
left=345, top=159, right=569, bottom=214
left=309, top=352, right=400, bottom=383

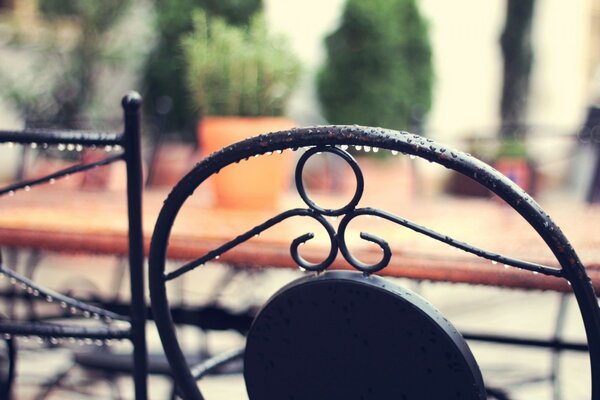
left=142, top=0, right=262, bottom=139
left=1, top=0, right=132, bottom=128
left=317, top=0, right=433, bottom=130
left=182, top=10, right=301, bottom=117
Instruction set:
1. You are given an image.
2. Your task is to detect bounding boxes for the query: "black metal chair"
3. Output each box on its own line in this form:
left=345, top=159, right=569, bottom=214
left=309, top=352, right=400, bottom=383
left=0, top=92, right=147, bottom=399
left=148, top=126, right=600, bottom=399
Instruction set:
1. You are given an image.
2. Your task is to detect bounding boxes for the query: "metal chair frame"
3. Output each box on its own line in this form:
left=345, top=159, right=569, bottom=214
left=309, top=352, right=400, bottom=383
left=148, top=126, right=600, bottom=399
left=0, top=92, right=147, bottom=399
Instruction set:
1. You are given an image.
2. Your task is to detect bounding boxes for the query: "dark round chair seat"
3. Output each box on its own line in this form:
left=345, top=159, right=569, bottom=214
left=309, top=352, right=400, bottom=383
left=244, top=271, right=486, bottom=400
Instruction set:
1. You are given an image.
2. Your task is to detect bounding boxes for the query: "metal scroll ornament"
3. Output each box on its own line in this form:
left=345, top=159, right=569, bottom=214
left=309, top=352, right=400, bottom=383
left=165, top=145, right=559, bottom=282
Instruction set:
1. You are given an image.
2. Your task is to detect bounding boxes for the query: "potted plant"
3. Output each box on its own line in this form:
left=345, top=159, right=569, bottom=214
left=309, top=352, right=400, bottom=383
left=182, top=10, right=301, bottom=209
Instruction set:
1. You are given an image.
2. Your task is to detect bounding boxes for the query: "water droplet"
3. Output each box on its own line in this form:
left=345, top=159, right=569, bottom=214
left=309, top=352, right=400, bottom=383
left=391, top=150, right=398, bottom=155
left=30, top=143, right=38, bottom=149
left=32, top=289, right=39, bottom=297
left=533, top=271, right=539, bottom=275
left=46, top=295, right=53, bottom=303
left=341, top=145, right=349, bottom=151
left=373, top=147, right=379, bottom=153
left=409, top=155, right=416, bottom=160
left=60, top=301, right=67, bottom=308
left=57, top=144, right=66, bottom=151
left=24, top=185, right=31, bottom=192
left=364, top=146, right=371, bottom=152
left=7, top=142, right=14, bottom=148
left=355, top=145, right=362, bottom=151
left=567, top=281, right=572, bottom=286
left=9, top=278, right=17, bottom=285
left=66, top=144, right=75, bottom=151
left=70, top=307, right=77, bottom=314
left=503, top=264, right=509, bottom=269
left=75, top=144, right=83, bottom=152
left=299, top=266, right=306, bottom=272
left=8, top=191, right=15, bottom=196
left=92, top=313, right=100, bottom=320
left=491, top=260, right=498, bottom=265
left=49, top=178, right=56, bottom=184
left=83, top=311, right=91, bottom=318
left=50, top=337, right=59, bottom=345
left=215, top=255, right=220, bottom=260
left=3, top=333, right=11, bottom=340
left=104, top=145, right=113, bottom=152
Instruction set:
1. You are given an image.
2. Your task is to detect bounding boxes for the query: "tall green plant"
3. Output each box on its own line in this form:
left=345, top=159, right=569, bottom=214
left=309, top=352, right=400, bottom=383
left=182, top=11, right=301, bottom=117
left=142, top=0, right=262, bottom=139
left=317, top=0, right=433, bottom=130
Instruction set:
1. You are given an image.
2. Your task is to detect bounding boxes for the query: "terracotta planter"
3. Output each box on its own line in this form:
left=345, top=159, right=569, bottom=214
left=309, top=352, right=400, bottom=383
left=494, top=157, right=536, bottom=195
left=198, top=116, right=296, bottom=209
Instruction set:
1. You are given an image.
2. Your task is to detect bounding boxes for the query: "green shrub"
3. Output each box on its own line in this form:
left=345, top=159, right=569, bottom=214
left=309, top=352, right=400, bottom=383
left=317, top=0, right=433, bottom=130
left=182, top=10, right=301, bottom=117
left=142, top=0, right=263, bottom=139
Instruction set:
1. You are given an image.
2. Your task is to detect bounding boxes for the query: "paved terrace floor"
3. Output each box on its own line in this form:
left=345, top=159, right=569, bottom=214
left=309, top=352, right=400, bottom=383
left=5, top=254, right=592, bottom=400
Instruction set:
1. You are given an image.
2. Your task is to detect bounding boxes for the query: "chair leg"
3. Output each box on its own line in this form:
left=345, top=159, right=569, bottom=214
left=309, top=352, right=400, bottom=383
left=550, top=293, right=569, bottom=400
left=0, top=337, right=16, bottom=400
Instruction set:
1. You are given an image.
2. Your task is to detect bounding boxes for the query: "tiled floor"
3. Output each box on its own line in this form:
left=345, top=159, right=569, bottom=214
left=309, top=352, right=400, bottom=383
left=5, top=255, right=593, bottom=400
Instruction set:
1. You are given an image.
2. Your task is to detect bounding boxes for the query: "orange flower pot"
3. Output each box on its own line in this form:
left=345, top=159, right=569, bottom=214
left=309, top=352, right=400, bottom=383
left=198, top=116, right=296, bottom=210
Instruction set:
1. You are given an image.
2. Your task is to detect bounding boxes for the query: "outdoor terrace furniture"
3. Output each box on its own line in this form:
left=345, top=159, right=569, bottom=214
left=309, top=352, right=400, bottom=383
left=148, top=126, right=600, bottom=399
left=0, top=92, right=147, bottom=399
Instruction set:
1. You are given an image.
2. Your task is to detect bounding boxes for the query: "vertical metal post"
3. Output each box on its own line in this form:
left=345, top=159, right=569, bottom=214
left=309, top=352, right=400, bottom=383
left=122, top=92, right=148, bottom=400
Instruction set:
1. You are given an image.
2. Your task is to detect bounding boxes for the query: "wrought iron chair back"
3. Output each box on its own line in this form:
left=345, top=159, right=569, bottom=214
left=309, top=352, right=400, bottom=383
left=149, top=126, right=600, bottom=400
left=0, top=92, right=147, bottom=399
